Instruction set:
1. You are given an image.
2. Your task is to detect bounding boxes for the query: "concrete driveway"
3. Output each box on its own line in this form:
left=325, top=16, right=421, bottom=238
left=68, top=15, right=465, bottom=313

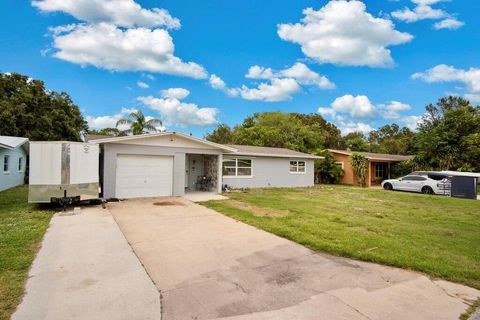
left=13, top=206, right=160, bottom=320
left=108, top=197, right=479, bottom=320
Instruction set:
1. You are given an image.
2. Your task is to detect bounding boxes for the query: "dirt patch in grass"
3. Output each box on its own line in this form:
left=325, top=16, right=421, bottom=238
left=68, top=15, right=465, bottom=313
left=152, top=200, right=185, bottom=206
left=225, top=200, right=290, bottom=217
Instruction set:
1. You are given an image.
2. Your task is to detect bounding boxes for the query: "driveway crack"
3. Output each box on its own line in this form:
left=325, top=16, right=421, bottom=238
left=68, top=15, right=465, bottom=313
left=324, top=292, right=372, bottom=320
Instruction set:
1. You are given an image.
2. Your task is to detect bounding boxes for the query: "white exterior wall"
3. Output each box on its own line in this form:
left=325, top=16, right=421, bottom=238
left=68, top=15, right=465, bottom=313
left=222, top=157, right=315, bottom=189
left=0, top=147, right=27, bottom=191
left=102, top=143, right=224, bottom=199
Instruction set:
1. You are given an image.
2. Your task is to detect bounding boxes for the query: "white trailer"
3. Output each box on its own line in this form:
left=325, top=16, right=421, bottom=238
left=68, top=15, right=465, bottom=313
left=28, top=141, right=100, bottom=205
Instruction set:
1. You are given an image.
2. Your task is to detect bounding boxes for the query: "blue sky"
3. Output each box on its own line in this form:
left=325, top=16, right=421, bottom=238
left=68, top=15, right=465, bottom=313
left=1, top=0, right=478, bottom=137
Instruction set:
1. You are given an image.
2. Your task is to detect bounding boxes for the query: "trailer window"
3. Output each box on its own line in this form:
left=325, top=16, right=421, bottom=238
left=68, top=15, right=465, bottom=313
left=18, top=157, right=23, bottom=172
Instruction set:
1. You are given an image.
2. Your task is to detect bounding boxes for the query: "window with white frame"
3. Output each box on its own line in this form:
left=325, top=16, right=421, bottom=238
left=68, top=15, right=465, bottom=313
left=18, top=157, right=23, bottom=172
left=222, top=158, right=252, bottom=177
left=3, top=155, right=9, bottom=173
left=375, top=163, right=384, bottom=178
left=289, top=160, right=306, bottom=173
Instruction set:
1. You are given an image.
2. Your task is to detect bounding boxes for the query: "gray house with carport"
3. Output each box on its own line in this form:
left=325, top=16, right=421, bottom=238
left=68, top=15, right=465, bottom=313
left=88, top=132, right=321, bottom=199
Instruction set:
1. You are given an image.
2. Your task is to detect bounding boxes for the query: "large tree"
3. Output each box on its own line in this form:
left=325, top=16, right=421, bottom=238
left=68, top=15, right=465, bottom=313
left=341, top=132, right=369, bottom=152
left=0, top=73, right=87, bottom=141
left=368, top=124, right=415, bottom=155
left=414, top=96, right=480, bottom=171
left=206, top=112, right=343, bottom=153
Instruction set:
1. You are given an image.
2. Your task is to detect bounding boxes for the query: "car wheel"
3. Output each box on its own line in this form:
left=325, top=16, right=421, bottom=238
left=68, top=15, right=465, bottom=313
left=421, top=186, right=434, bottom=195
left=383, top=183, right=393, bottom=190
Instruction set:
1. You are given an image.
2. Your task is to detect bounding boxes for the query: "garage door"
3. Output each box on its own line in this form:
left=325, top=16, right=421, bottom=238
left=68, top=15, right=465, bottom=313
left=115, top=154, right=174, bottom=198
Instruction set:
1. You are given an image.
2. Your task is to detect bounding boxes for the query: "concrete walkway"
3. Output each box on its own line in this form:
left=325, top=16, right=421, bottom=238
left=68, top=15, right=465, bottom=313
left=13, top=207, right=160, bottom=320
left=108, top=197, right=480, bottom=320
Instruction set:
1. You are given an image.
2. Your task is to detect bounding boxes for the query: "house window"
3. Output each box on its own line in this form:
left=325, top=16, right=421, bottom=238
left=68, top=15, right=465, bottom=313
left=222, top=158, right=252, bottom=177
left=375, top=164, right=384, bottom=178
left=290, top=160, right=306, bottom=173
left=3, top=155, right=9, bottom=173
left=335, top=162, right=344, bottom=170
left=18, top=157, right=23, bottom=172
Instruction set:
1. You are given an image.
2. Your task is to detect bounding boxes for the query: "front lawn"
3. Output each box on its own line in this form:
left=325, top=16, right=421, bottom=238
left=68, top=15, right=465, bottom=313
left=202, top=185, right=480, bottom=289
left=0, top=185, right=53, bottom=320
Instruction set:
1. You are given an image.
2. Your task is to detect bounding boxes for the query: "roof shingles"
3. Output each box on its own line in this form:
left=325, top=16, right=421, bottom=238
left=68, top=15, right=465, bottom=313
left=225, top=144, right=322, bottom=159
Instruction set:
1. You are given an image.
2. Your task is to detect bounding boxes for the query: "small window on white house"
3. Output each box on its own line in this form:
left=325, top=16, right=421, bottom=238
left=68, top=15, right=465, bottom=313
left=3, top=155, right=9, bottom=173
left=290, top=161, right=306, bottom=173
left=222, top=158, right=252, bottom=177
left=18, top=157, right=23, bottom=172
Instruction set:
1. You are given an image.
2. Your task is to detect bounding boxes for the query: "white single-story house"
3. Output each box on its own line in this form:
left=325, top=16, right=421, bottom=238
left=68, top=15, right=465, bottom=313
left=0, top=136, right=29, bottom=192
left=88, top=132, right=322, bottom=199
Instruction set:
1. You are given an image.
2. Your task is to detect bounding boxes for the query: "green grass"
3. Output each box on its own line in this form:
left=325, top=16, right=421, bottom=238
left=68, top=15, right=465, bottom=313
left=201, top=185, right=480, bottom=289
left=0, top=185, right=53, bottom=320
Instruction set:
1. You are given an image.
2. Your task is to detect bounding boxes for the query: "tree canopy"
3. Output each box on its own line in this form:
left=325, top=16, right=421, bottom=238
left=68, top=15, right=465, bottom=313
left=414, top=96, right=480, bottom=171
left=206, top=112, right=343, bottom=152
left=0, top=73, right=87, bottom=141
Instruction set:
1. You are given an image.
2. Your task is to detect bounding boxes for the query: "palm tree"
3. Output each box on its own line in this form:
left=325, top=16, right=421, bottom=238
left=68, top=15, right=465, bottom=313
left=116, top=110, right=162, bottom=135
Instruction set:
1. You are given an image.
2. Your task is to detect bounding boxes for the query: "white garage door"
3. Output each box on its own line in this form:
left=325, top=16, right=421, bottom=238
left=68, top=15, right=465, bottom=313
left=115, top=154, right=174, bottom=198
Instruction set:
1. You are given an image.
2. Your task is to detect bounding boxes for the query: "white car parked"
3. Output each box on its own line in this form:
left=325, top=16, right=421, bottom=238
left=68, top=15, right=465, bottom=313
left=381, top=173, right=450, bottom=195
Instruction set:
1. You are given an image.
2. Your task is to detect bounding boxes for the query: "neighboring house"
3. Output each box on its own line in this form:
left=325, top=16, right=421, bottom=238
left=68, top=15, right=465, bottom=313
left=328, top=149, right=413, bottom=187
left=0, top=136, right=29, bottom=192
left=87, top=132, right=321, bottom=199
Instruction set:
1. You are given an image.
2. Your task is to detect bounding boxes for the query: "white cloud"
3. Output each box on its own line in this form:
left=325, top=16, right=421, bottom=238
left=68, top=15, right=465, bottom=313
left=33, top=0, right=180, bottom=29
left=392, top=0, right=464, bottom=30
left=137, top=81, right=149, bottom=89
left=434, top=18, right=465, bottom=30
left=331, top=95, right=376, bottom=118
left=379, top=101, right=411, bottom=119
left=245, top=66, right=274, bottom=80
left=48, top=24, right=77, bottom=35
left=238, top=78, right=301, bottom=102
left=210, top=62, right=334, bottom=102
left=138, top=88, right=218, bottom=127
left=86, top=107, right=137, bottom=130
left=209, top=75, right=240, bottom=97
left=399, top=115, right=423, bottom=130
left=412, top=65, right=480, bottom=93
left=392, top=4, right=446, bottom=22
left=277, top=1, right=413, bottom=67
left=318, top=95, right=414, bottom=133
left=160, top=87, right=190, bottom=100
left=50, top=23, right=207, bottom=79
left=142, top=73, right=156, bottom=80
left=465, top=94, right=480, bottom=104
left=339, top=121, right=375, bottom=135
left=246, top=62, right=335, bottom=89
left=319, top=95, right=411, bottom=119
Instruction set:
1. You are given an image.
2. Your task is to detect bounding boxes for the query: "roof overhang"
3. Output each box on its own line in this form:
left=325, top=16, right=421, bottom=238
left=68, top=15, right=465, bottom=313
left=91, top=131, right=238, bottom=153
left=0, top=137, right=29, bottom=153
left=327, top=149, right=413, bottom=162
left=228, top=152, right=323, bottom=159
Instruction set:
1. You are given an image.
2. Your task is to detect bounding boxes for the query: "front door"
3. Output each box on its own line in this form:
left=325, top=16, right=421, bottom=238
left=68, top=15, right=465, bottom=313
left=187, top=155, right=204, bottom=190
